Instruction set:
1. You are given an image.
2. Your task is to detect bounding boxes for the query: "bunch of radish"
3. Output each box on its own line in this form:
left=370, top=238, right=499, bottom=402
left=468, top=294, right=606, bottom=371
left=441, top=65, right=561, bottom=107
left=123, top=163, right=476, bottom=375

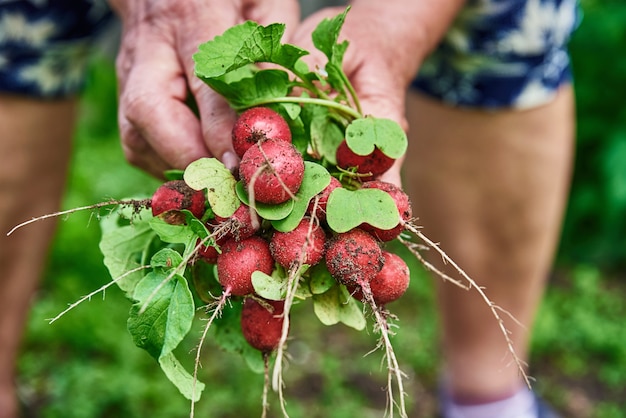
left=5, top=7, right=530, bottom=418
left=142, top=99, right=413, bottom=415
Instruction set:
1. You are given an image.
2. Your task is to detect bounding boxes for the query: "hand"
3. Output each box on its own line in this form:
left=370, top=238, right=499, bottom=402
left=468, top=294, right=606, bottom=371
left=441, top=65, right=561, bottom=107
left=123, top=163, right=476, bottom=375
left=109, top=0, right=300, bottom=178
left=289, top=1, right=464, bottom=186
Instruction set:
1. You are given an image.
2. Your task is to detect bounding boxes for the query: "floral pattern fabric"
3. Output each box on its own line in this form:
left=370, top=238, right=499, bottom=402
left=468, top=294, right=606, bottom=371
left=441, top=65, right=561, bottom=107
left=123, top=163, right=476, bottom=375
left=0, top=0, right=113, bottom=98
left=412, top=0, right=580, bottom=109
left=1, top=0, right=579, bottom=108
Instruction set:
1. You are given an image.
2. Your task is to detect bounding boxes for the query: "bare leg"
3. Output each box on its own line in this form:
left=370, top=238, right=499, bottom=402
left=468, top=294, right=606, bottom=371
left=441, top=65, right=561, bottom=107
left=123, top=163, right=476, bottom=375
left=403, top=86, right=575, bottom=402
left=0, top=95, right=76, bottom=417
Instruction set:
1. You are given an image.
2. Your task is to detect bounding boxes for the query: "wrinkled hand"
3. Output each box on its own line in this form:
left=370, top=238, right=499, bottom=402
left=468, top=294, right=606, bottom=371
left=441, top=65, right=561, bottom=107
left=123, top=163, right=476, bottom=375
left=109, top=0, right=300, bottom=178
left=290, top=2, right=462, bottom=187
left=288, top=6, right=418, bottom=186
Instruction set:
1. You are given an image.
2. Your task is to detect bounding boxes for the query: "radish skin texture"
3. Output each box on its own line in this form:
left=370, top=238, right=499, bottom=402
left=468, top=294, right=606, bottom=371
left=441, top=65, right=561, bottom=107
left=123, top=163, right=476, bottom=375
left=217, top=236, right=274, bottom=296
left=349, top=251, right=410, bottom=305
left=239, top=138, right=305, bottom=205
left=214, top=202, right=259, bottom=242
left=335, top=140, right=395, bottom=180
left=150, top=180, right=206, bottom=222
left=196, top=238, right=219, bottom=264
left=270, top=218, right=326, bottom=269
left=324, top=228, right=383, bottom=286
left=241, top=298, right=286, bottom=353
left=360, top=180, right=412, bottom=241
left=306, top=176, right=342, bottom=223
left=232, top=107, right=292, bottom=158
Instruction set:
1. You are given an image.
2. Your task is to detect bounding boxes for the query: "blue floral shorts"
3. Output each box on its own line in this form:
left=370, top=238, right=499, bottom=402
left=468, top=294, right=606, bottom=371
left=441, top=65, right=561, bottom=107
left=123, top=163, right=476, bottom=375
left=1, top=0, right=580, bottom=108
left=0, top=0, right=113, bottom=99
left=412, top=0, right=581, bottom=109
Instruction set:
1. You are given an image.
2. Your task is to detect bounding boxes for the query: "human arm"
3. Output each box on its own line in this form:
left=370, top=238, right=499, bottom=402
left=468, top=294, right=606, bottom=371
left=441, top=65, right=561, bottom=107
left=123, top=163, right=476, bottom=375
left=108, top=0, right=300, bottom=177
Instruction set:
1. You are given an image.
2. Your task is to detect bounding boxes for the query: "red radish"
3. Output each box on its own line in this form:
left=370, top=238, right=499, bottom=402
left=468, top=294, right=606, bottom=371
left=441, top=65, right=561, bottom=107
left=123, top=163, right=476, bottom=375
left=196, top=238, right=220, bottom=263
left=241, top=297, right=286, bottom=353
left=239, top=138, right=305, bottom=205
left=324, top=228, right=384, bottom=286
left=306, top=176, right=342, bottom=222
left=348, top=251, right=410, bottom=305
left=360, top=180, right=412, bottom=241
left=217, top=236, right=274, bottom=296
left=335, top=140, right=395, bottom=180
left=150, top=180, right=206, bottom=223
left=214, top=202, right=259, bottom=242
left=232, top=107, right=292, bottom=158
left=270, top=218, right=326, bottom=269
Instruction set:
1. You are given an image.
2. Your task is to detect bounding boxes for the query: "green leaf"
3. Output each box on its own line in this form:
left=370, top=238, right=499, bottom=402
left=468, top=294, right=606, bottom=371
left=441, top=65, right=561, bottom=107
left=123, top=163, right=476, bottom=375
left=312, top=284, right=365, bottom=330
left=272, top=162, right=331, bottom=232
left=302, top=104, right=345, bottom=164
left=326, top=187, right=399, bottom=233
left=345, top=117, right=408, bottom=159
left=251, top=270, right=287, bottom=301
left=149, top=216, right=196, bottom=245
left=312, top=7, right=350, bottom=62
left=164, top=169, right=184, bottom=181
left=207, top=69, right=291, bottom=110
left=236, top=181, right=294, bottom=220
left=99, top=208, right=157, bottom=297
left=183, top=158, right=239, bottom=218
left=194, top=21, right=308, bottom=80
left=191, top=261, right=222, bottom=304
left=309, top=263, right=336, bottom=295
left=212, top=301, right=265, bottom=373
left=150, top=248, right=183, bottom=269
left=127, top=268, right=202, bottom=400
left=311, top=7, right=351, bottom=95
left=158, top=352, right=205, bottom=402
left=128, top=271, right=195, bottom=359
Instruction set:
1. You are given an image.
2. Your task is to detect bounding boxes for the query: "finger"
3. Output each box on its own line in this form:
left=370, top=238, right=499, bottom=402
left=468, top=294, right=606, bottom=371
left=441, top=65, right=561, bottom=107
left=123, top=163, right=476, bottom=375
left=119, top=37, right=209, bottom=172
left=177, top=8, right=242, bottom=171
left=118, top=120, right=171, bottom=178
left=243, top=0, right=301, bottom=38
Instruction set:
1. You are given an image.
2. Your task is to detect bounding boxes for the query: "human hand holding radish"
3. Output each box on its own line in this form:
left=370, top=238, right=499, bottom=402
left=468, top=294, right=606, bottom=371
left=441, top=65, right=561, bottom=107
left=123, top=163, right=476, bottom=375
left=289, top=1, right=467, bottom=186
left=7, top=7, right=532, bottom=417
left=108, top=0, right=300, bottom=178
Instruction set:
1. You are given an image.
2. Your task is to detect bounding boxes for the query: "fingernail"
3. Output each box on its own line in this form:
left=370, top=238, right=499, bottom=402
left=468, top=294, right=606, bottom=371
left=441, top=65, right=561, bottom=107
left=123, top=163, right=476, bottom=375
left=222, top=151, right=239, bottom=172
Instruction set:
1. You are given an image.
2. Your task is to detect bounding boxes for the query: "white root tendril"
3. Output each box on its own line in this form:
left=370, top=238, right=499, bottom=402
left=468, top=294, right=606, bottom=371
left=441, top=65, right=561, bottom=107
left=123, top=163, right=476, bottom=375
left=190, top=290, right=231, bottom=418
left=6, top=199, right=149, bottom=236
left=402, top=221, right=532, bottom=389
left=271, top=211, right=320, bottom=418
left=47, top=264, right=151, bottom=324
left=361, top=282, right=408, bottom=418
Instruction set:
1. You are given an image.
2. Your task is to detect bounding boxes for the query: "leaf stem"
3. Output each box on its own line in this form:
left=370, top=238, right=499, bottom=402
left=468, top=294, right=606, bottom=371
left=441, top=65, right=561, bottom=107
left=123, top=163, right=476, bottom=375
left=234, top=96, right=362, bottom=120
left=339, top=71, right=362, bottom=115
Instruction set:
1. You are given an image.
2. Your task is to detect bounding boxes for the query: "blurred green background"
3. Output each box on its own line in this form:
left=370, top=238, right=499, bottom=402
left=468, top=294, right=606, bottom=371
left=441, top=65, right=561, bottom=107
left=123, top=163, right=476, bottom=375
left=17, top=1, right=626, bottom=417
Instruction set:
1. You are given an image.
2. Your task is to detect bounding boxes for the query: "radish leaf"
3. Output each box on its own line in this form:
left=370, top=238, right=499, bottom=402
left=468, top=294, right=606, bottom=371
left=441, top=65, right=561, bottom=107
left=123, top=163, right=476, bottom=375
left=312, top=284, right=365, bottom=330
left=235, top=181, right=295, bottom=220
left=194, top=21, right=308, bottom=80
left=345, top=117, right=408, bottom=158
left=272, top=162, right=331, bottom=232
left=212, top=301, right=266, bottom=373
left=326, top=187, right=399, bottom=233
left=159, top=352, right=205, bottom=402
left=252, top=270, right=287, bottom=301
left=184, top=158, right=239, bottom=218
left=309, top=263, right=335, bottom=295
left=99, top=207, right=157, bottom=297
left=312, top=7, right=350, bottom=97
left=127, top=268, right=198, bottom=399
left=207, top=69, right=291, bottom=110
